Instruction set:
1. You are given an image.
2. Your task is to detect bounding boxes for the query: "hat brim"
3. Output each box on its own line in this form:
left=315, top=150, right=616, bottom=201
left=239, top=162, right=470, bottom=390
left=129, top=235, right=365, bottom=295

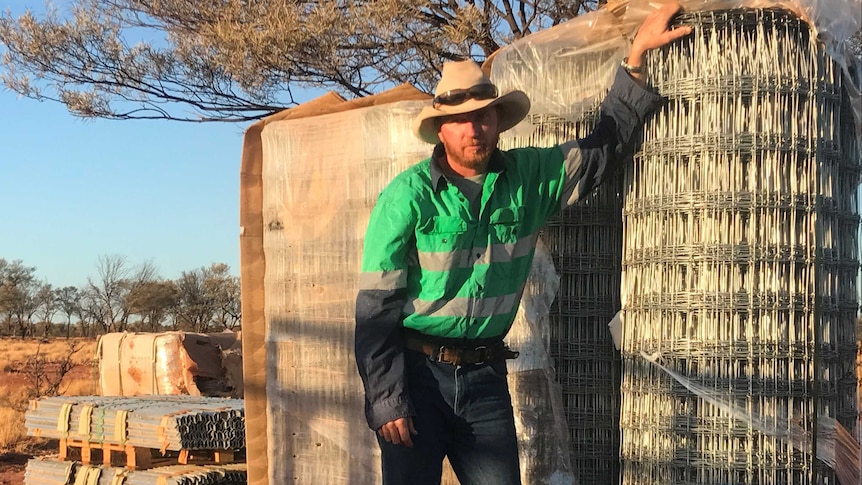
left=412, top=90, right=531, bottom=145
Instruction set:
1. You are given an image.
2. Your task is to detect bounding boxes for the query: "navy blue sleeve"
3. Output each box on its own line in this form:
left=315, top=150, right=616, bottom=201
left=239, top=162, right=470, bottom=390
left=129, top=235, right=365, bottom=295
left=355, top=287, right=414, bottom=430
left=559, top=67, right=665, bottom=207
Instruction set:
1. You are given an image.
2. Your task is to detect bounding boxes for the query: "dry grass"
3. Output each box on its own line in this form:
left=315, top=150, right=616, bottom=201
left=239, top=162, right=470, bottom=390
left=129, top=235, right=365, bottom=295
left=0, top=338, right=97, bottom=371
left=0, top=407, right=26, bottom=451
left=0, top=337, right=98, bottom=453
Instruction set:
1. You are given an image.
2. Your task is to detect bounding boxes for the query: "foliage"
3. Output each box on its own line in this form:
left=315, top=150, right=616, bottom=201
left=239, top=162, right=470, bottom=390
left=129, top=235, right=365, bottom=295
left=0, top=256, right=240, bottom=338
left=174, top=263, right=241, bottom=332
left=0, top=0, right=602, bottom=122
left=0, top=259, right=39, bottom=337
left=126, top=280, right=179, bottom=332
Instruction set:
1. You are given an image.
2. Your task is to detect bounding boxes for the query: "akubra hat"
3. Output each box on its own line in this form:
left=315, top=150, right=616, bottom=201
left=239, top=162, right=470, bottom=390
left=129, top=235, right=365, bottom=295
left=413, top=60, right=531, bottom=144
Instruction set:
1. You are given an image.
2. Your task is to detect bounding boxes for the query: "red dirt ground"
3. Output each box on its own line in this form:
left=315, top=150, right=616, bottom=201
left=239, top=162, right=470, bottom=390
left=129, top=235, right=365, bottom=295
left=0, top=454, right=26, bottom=485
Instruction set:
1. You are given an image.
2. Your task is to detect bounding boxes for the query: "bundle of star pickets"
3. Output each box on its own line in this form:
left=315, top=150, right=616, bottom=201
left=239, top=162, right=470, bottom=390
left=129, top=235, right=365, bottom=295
left=492, top=5, right=861, bottom=485
left=25, top=395, right=245, bottom=451
left=24, top=459, right=247, bottom=485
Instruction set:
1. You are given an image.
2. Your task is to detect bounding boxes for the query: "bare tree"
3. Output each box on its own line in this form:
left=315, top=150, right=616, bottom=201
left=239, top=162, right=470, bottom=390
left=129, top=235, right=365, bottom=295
left=21, top=340, right=84, bottom=400
left=0, top=0, right=603, bottom=122
left=173, top=266, right=215, bottom=332
left=77, top=287, right=105, bottom=337
left=118, top=259, right=160, bottom=331
left=86, top=254, right=130, bottom=333
left=34, top=282, right=59, bottom=336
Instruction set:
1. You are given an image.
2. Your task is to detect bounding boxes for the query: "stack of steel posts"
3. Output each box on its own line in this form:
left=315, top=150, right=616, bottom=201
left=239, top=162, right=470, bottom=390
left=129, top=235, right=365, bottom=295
left=25, top=395, right=245, bottom=451
left=619, top=8, right=859, bottom=484
left=23, top=395, right=247, bottom=485
left=25, top=459, right=247, bottom=485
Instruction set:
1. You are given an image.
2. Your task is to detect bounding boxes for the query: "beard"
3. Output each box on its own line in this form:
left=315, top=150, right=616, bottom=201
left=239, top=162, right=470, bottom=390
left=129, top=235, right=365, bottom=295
left=447, top=134, right=498, bottom=171
left=457, top=143, right=494, bottom=169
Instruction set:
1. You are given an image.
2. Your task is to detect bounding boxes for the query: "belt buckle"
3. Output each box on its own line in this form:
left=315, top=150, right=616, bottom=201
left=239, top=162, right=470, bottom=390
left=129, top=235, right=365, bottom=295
left=473, top=345, right=488, bottom=365
left=436, top=345, right=447, bottom=363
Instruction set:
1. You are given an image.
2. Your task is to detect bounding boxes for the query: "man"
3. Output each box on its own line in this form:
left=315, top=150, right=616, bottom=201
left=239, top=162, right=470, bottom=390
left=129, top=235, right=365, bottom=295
left=355, top=4, right=692, bottom=484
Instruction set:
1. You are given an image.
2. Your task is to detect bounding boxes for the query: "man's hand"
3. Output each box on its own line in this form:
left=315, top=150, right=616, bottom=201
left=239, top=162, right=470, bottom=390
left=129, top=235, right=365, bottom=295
left=626, top=2, right=693, bottom=81
left=378, top=416, right=418, bottom=447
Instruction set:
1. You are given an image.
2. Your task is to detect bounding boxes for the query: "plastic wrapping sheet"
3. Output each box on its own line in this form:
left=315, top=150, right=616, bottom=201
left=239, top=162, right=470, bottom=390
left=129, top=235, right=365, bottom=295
left=258, top=100, right=586, bottom=483
left=260, top=100, right=429, bottom=484
left=498, top=93, right=625, bottom=483
left=488, top=0, right=862, bottom=137
left=489, top=7, right=630, bottom=123
left=505, top=240, right=576, bottom=485
left=97, top=332, right=239, bottom=398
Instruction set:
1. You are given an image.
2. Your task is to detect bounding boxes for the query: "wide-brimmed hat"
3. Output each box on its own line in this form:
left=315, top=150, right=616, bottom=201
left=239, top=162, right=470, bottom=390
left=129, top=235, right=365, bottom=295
left=413, top=60, right=531, bottom=144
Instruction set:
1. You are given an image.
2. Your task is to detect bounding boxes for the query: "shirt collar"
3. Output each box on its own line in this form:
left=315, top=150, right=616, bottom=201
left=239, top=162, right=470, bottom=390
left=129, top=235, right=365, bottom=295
left=429, top=144, right=506, bottom=192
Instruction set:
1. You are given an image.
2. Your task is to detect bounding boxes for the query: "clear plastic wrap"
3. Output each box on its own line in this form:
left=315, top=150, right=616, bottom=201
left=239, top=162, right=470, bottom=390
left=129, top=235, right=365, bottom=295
left=97, top=332, right=239, bottom=397
left=258, top=100, right=585, bottom=483
left=489, top=0, right=861, bottom=137
left=260, top=100, right=428, bottom=484
left=505, top=240, right=576, bottom=485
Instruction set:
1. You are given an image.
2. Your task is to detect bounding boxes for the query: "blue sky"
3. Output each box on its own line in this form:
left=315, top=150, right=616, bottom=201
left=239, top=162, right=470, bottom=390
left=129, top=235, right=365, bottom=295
left=0, top=3, right=342, bottom=290
left=0, top=85, right=250, bottom=288
left=0, top=3, right=266, bottom=288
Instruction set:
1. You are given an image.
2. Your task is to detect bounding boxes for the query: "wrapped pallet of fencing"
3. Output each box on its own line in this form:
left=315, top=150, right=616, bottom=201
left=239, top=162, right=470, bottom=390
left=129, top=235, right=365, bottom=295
left=240, top=86, right=428, bottom=485
left=489, top=0, right=861, bottom=484
left=240, top=2, right=861, bottom=484
left=613, top=2, right=860, bottom=485
left=97, top=331, right=242, bottom=398
left=240, top=86, right=587, bottom=483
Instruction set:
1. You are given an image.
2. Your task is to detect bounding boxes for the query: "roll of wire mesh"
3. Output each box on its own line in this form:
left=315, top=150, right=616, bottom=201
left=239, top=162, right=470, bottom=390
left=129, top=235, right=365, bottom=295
left=620, top=8, right=859, bottom=484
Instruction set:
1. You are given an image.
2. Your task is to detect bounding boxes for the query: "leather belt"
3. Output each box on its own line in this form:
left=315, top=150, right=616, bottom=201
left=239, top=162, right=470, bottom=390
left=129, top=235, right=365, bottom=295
left=403, top=334, right=519, bottom=366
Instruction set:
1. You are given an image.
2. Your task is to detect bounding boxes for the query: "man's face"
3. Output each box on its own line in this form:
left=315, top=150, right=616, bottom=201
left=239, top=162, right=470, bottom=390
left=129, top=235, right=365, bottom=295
left=437, top=106, right=500, bottom=172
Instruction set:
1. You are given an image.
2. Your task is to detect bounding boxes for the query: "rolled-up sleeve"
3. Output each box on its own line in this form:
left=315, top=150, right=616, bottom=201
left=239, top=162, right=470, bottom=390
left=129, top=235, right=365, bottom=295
left=558, top=67, right=664, bottom=208
left=355, top=191, right=417, bottom=430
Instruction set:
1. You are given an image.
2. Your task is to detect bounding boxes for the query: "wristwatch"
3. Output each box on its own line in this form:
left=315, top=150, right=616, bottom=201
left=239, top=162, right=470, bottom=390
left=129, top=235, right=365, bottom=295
left=620, top=57, right=644, bottom=74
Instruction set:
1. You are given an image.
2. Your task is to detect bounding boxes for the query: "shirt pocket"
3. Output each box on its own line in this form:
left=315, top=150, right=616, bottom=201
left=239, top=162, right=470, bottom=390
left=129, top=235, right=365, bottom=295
left=416, top=215, right=468, bottom=253
left=489, top=207, right=524, bottom=244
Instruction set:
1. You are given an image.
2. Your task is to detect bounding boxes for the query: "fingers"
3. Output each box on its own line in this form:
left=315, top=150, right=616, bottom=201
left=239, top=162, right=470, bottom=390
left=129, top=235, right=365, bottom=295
left=376, top=417, right=417, bottom=447
left=631, top=2, right=692, bottom=57
left=664, top=24, right=693, bottom=43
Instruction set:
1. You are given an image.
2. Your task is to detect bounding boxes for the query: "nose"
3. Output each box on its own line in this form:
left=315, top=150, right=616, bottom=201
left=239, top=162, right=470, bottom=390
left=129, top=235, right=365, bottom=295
left=465, top=114, right=486, bottom=133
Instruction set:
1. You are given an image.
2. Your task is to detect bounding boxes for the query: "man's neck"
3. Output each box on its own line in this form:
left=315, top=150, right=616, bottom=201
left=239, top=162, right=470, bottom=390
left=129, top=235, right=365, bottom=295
left=444, top=160, right=487, bottom=178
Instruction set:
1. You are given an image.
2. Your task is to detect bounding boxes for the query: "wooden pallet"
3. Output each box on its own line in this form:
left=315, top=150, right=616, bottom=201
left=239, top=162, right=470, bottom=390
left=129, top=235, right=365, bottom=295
left=59, top=438, right=151, bottom=469
left=58, top=438, right=241, bottom=470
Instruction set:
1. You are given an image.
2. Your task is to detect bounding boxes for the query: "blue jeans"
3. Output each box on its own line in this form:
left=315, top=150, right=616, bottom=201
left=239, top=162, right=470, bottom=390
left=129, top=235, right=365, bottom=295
left=377, top=349, right=521, bottom=485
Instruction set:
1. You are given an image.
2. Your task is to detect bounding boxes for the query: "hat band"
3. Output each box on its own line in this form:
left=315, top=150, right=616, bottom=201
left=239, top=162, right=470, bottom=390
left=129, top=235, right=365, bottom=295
left=432, top=84, right=498, bottom=109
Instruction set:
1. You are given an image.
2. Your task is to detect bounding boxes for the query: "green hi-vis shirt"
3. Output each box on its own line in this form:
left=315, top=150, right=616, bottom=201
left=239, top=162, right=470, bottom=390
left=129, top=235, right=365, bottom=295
left=355, top=67, right=663, bottom=430
left=360, top=145, right=569, bottom=339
